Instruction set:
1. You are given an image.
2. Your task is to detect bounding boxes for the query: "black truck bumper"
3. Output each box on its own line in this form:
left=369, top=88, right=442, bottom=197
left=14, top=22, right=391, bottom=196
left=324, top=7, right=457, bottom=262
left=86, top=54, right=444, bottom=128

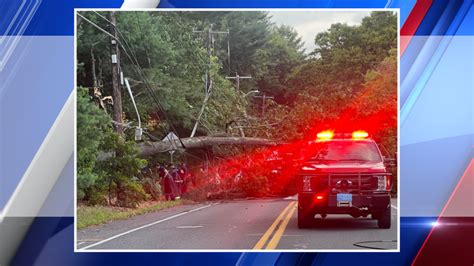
left=298, top=192, right=390, bottom=214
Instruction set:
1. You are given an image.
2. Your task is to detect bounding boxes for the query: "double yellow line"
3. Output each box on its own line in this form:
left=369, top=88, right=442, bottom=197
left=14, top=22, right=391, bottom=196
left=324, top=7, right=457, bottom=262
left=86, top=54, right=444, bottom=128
left=253, top=201, right=297, bottom=250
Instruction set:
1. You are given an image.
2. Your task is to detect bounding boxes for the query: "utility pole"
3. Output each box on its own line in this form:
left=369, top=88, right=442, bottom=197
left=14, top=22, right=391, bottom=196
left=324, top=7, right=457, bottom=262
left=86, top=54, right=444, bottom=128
left=225, top=72, right=252, bottom=91
left=253, top=93, right=274, bottom=117
left=91, top=46, right=98, bottom=88
left=193, top=24, right=229, bottom=96
left=225, top=73, right=251, bottom=138
left=109, top=11, right=123, bottom=135
left=190, top=24, right=229, bottom=137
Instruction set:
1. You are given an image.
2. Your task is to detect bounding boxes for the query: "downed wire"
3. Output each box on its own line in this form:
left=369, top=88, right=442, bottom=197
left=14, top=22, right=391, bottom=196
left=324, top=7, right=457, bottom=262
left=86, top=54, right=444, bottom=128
left=353, top=240, right=397, bottom=250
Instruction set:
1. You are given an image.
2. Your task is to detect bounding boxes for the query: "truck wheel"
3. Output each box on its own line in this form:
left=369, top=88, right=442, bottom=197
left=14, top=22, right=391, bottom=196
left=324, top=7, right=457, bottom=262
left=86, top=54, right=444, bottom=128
left=298, top=208, right=312, bottom=228
left=377, top=206, right=391, bottom=229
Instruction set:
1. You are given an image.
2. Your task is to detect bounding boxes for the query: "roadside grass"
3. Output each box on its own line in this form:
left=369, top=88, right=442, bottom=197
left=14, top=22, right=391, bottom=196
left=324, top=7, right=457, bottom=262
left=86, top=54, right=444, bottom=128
left=77, top=199, right=192, bottom=230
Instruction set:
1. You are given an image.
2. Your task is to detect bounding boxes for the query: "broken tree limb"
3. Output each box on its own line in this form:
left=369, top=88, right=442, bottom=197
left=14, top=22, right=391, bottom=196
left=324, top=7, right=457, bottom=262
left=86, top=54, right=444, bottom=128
left=137, top=136, right=278, bottom=157
left=97, top=136, right=278, bottom=160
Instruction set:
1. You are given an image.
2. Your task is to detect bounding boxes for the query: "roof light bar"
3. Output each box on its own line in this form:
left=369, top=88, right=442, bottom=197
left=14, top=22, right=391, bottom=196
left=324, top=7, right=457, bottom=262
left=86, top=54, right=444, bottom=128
left=352, top=131, right=369, bottom=139
left=317, top=130, right=334, bottom=140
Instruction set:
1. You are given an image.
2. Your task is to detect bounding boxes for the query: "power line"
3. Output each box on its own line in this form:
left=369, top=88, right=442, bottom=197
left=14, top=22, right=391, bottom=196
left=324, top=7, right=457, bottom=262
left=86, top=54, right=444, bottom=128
left=80, top=12, right=186, bottom=148
left=77, top=13, right=120, bottom=42
left=120, top=38, right=188, bottom=148
left=107, top=15, right=186, bottom=147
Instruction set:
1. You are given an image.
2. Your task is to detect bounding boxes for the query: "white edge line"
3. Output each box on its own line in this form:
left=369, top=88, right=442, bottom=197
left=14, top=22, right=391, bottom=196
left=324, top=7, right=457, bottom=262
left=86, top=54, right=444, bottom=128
left=73, top=8, right=401, bottom=254
left=391, top=205, right=398, bottom=210
left=79, top=203, right=216, bottom=250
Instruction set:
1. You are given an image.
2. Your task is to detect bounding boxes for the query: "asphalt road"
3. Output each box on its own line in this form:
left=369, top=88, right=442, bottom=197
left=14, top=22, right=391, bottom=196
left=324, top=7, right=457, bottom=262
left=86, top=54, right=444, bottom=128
left=77, top=197, right=398, bottom=251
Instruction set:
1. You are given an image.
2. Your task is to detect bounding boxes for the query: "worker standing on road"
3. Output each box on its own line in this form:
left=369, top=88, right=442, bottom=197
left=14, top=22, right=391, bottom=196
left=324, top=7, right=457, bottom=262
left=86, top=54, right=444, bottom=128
left=170, top=165, right=182, bottom=199
left=160, top=164, right=174, bottom=201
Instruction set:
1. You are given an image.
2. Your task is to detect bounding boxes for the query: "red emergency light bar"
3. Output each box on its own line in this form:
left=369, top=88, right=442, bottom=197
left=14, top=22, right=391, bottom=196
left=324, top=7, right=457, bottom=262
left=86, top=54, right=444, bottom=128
left=316, top=130, right=334, bottom=140
left=316, top=130, right=369, bottom=140
left=352, top=130, right=369, bottom=139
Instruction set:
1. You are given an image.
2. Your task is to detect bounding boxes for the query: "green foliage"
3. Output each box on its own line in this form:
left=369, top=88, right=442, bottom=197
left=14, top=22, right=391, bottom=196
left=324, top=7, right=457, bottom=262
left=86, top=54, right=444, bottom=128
left=353, top=48, right=398, bottom=157
left=121, top=182, right=149, bottom=208
left=256, top=25, right=306, bottom=103
left=288, top=11, right=397, bottom=105
left=191, top=12, right=272, bottom=80
left=77, top=87, right=110, bottom=200
left=97, top=129, right=148, bottom=208
left=275, top=12, right=398, bottom=139
left=140, top=177, right=162, bottom=201
left=77, top=86, right=148, bottom=206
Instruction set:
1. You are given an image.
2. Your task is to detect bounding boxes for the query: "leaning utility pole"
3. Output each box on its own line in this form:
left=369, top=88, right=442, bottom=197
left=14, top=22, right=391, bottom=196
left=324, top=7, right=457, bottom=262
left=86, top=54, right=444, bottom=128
left=253, top=93, right=274, bottom=117
left=109, top=11, right=123, bottom=135
left=225, top=73, right=252, bottom=138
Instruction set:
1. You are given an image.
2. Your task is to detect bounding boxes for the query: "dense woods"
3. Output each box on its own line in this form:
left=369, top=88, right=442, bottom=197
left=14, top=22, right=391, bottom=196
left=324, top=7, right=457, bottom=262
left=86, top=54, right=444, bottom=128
left=77, top=11, right=397, bottom=207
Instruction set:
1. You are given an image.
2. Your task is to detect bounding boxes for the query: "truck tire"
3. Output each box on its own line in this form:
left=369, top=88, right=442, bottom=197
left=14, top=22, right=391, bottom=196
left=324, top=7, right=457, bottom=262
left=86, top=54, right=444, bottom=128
left=298, top=208, right=312, bottom=228
left=377, top=206, right=391, bottom=229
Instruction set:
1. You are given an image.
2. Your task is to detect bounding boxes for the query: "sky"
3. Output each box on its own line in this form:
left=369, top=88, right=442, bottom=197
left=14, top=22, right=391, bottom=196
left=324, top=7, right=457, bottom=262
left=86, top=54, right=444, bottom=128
left=268, top=11, right=371, bottom=53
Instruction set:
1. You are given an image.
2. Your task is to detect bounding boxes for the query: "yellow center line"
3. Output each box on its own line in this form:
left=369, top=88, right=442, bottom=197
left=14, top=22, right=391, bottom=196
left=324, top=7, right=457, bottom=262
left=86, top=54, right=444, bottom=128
left=265, top=202, right=297, bottom=249
left=253, top=201, right=295, bottom=249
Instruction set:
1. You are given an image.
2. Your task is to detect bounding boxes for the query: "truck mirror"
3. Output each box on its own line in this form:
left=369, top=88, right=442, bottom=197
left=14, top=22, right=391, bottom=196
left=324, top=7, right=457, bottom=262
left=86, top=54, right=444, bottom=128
left=383, top=157, right=397, bottom=167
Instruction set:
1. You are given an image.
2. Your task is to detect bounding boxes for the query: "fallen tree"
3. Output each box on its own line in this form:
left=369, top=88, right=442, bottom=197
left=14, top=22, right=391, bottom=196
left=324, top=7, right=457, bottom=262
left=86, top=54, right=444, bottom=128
left=137, top=136, right=278, bottom=157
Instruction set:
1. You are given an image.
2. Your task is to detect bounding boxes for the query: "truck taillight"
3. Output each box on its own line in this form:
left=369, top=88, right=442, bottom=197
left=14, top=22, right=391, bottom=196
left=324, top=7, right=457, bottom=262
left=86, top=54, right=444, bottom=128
left=376, top=176, right=390, bottom=191
left=303, top=176, right=312, bottom=192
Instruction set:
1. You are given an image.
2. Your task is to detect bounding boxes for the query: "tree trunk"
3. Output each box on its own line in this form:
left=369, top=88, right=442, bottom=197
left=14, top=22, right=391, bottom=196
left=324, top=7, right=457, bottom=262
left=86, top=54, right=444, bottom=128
left=137, top=136, right=277, bottom=157
left=108, top=178, right=112, bottom=206
left=98, top=136, right=277, bottom=160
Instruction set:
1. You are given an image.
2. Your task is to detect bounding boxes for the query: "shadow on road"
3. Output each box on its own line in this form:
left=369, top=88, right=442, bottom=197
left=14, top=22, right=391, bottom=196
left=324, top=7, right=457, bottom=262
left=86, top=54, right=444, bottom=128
left=293, top=216, right=387, bottom=230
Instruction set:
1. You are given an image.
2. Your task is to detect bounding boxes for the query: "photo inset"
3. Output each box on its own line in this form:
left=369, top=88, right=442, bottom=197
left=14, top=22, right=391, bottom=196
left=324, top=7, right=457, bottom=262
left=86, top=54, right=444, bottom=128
left=75, top=10, right=398, bottom=251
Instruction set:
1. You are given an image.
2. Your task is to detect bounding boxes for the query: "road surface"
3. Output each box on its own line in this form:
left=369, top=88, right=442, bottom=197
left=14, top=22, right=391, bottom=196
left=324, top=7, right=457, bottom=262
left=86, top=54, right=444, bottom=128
left=77, top=198, right=398, bottom=251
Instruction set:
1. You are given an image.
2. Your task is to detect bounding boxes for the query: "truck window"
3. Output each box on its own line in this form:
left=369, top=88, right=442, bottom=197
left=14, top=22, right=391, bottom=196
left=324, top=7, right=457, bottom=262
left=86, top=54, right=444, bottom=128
left=311, top=141, right=382, bottom=162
